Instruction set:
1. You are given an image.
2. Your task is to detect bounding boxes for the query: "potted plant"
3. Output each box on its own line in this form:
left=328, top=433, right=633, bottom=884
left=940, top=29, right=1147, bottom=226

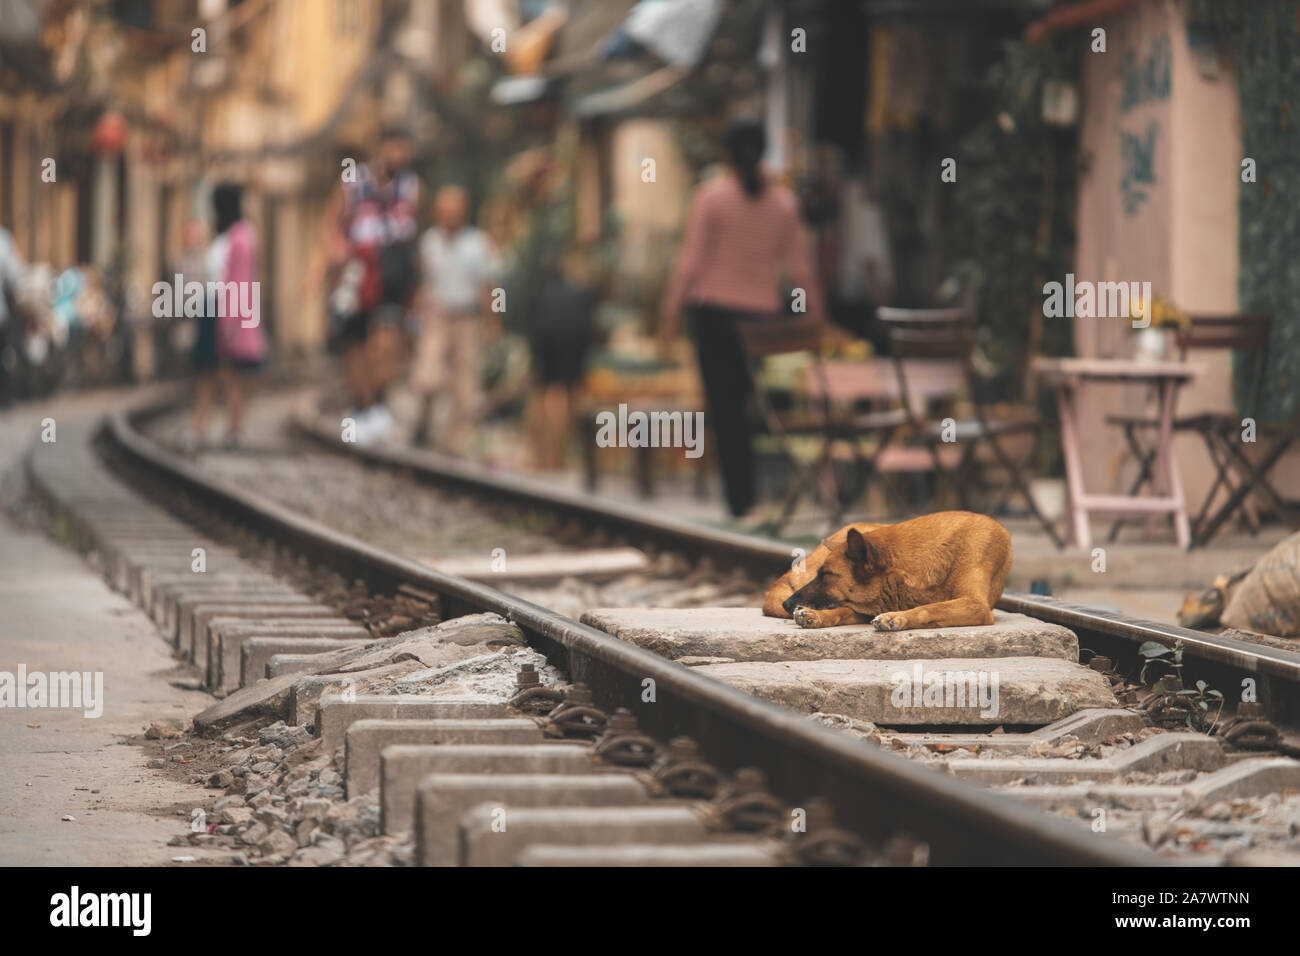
left=1133, top=293, right=1188, bottom=361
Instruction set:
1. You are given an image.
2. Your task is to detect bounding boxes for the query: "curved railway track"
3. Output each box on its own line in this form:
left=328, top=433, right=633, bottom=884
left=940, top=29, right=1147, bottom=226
left=27, top=386, right=1300, bottom=865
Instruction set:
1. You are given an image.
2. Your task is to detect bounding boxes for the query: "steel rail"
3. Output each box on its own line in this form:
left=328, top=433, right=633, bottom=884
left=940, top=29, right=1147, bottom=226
left=999, top=593, right=1300, bottom=729
left=103, top=397, right=1160, bottom=865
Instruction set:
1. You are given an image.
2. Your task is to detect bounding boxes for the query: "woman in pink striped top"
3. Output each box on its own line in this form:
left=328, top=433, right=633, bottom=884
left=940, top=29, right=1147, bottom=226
left=658, top=118, right=826, bottom=518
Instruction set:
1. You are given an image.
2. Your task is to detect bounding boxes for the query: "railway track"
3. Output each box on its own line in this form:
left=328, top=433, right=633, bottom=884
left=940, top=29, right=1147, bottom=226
left=22, top=386, right=1300, bottom=866
left=286, top=394, right=1300, bottom=863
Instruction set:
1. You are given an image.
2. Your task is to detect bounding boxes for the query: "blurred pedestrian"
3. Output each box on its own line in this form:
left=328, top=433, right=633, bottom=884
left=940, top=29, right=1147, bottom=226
left=524, top=252, right=593, bottom=470
left=410, top=185, right=498, bottom=454
left=0, top=227, right=25, bottom=407
left=324, top=126, right=420, bottom=444
left=658, top=117, right=828, bottom=518
left=164, top=218, right=207, bottom=377
left=188, top=183, right=265, bottom=449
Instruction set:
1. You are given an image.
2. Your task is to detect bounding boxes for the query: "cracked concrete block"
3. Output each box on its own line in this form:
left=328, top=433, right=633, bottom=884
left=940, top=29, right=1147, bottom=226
left=693, top=656, right=1116, bottom=726
left=583, top=607, right=1078, bottom=663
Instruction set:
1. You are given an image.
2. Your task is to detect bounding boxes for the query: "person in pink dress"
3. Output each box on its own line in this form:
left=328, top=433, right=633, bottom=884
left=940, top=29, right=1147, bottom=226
left=190, top=182, right=265, bottom=448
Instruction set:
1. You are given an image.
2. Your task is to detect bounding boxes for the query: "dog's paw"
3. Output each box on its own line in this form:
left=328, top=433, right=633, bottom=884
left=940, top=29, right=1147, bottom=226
left=871, top=612, right=906, bottom=631
left=793, top=607, right=824, bottom=629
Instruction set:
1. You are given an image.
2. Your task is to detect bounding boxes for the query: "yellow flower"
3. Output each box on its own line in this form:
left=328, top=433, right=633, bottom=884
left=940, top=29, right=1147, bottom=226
left=1134, top=293, right=1189, bottom=329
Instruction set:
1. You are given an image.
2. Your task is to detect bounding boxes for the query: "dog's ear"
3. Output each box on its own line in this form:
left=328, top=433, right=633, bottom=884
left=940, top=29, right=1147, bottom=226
left=845, top=528, right=882, bottom=569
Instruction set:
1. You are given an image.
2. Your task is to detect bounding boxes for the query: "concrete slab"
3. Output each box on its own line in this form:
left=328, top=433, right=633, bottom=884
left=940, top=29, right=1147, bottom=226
left=346, top=719, right=543, bottom=796
left=287, top=662, right=432, bottom=726
left=267, top=654, right=332, bottom=678
left=316, top=694, right=511, bottom=752
left=193, top=672, right=303, bottom=733
left=124, top=552, right=248, bottom=603
left=413, top=774, right=652, bottom=863
left=160, top=584, right=301, bottom=638
left=1005, top=757, right=1300, bottom=811
left=198, top=623, right=525, bottom=731
left=425, top=547, right=650, bottom=584
left=692, top=657, right=1118, bottom=726
left=884, top=708, right=1146, bottom=754
left=145, top=575, right=283, bottom=627
left=192, top=642, right=385, bottom=734
left=241, top=637, right=371, bottom=686
left=329, top=614, right=525, bottom=675
left=582, top=607, right=1079, bottom=663
left=142, top=565, right=273, bottom=594
left=515, top=843, right=783, bottom=867
left=459, top=804, right=706, bottom=867
left=211, top=619, right=367, bottom=690
left=186, top=602, right=337, bottom=661
left=380, top=744, right=595, bottom=835
left=948, top=732, right=1224, bottom=785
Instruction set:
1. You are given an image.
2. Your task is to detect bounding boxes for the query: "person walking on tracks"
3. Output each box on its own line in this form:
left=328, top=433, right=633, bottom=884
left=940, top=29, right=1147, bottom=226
left=658, top=117, right=828, bottom=519
left=188, top=184, right=265, bottom=449
left=324, top=126, right=421, bottom=444
left=410, top=185, right=499, bottom=454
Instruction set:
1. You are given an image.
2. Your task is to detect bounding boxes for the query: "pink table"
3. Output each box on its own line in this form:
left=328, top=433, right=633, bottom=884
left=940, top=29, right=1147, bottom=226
left=1034, top=358, right=1200, bottom=550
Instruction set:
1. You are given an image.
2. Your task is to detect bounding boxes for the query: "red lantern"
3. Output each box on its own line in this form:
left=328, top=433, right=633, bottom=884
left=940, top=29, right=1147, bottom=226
left=91, top=110, right=128, bottom=156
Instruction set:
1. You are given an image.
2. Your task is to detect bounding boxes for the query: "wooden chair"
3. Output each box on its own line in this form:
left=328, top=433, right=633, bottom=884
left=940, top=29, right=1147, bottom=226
left=877, top=306, right=1066, bottom=548
left=733, top=313, right=908, bottom=533
left=1105, top=313, right=1297, bottom=546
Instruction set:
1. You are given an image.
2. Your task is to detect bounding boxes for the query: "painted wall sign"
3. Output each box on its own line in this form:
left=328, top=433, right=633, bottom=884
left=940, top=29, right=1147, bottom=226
left=1120, top=121, right=1158, bottom=215
left=1118, top=34, right=1170, bottom=216
left=1120, top=34, right=1171, bottom=113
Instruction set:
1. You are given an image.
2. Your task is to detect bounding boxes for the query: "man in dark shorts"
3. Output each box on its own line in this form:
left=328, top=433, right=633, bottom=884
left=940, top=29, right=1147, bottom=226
left=325, top=126, right=420, bottom=442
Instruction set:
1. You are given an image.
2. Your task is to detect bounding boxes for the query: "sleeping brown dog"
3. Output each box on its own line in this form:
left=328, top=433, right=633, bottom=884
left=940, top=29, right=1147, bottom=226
left=763, top=511, right=1012, bottom=630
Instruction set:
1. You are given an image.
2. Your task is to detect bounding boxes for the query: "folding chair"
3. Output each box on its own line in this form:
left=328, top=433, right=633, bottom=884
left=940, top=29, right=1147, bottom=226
left=877, top=306, right=1066, bottom=548
left=1106, top=313, right=1299, bottom=546
left=733, top=313, right=909, bottom=534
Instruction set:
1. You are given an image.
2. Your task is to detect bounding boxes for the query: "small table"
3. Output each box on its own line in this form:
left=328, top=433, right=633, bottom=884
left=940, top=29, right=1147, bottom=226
left=1034, top=358, right=1200, bottom=550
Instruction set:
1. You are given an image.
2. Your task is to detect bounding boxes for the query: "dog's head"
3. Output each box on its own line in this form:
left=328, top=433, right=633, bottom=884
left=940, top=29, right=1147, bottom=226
left=1177, top=587, right=1224, bottom=630
left=782, top=528, right=888, bottom=615
left=1176, top=568, right=1249, bottom=631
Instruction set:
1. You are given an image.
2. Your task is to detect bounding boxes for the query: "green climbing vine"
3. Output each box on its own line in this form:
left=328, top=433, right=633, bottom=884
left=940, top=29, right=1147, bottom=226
left=952, top=34, right=1082, bottom=402
left=1189, top=0, right=1300, bottom=423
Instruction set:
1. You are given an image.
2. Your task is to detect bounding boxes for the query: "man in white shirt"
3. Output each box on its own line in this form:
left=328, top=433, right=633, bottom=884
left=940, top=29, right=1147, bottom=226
left=410, top=186, right=498, bottom=452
